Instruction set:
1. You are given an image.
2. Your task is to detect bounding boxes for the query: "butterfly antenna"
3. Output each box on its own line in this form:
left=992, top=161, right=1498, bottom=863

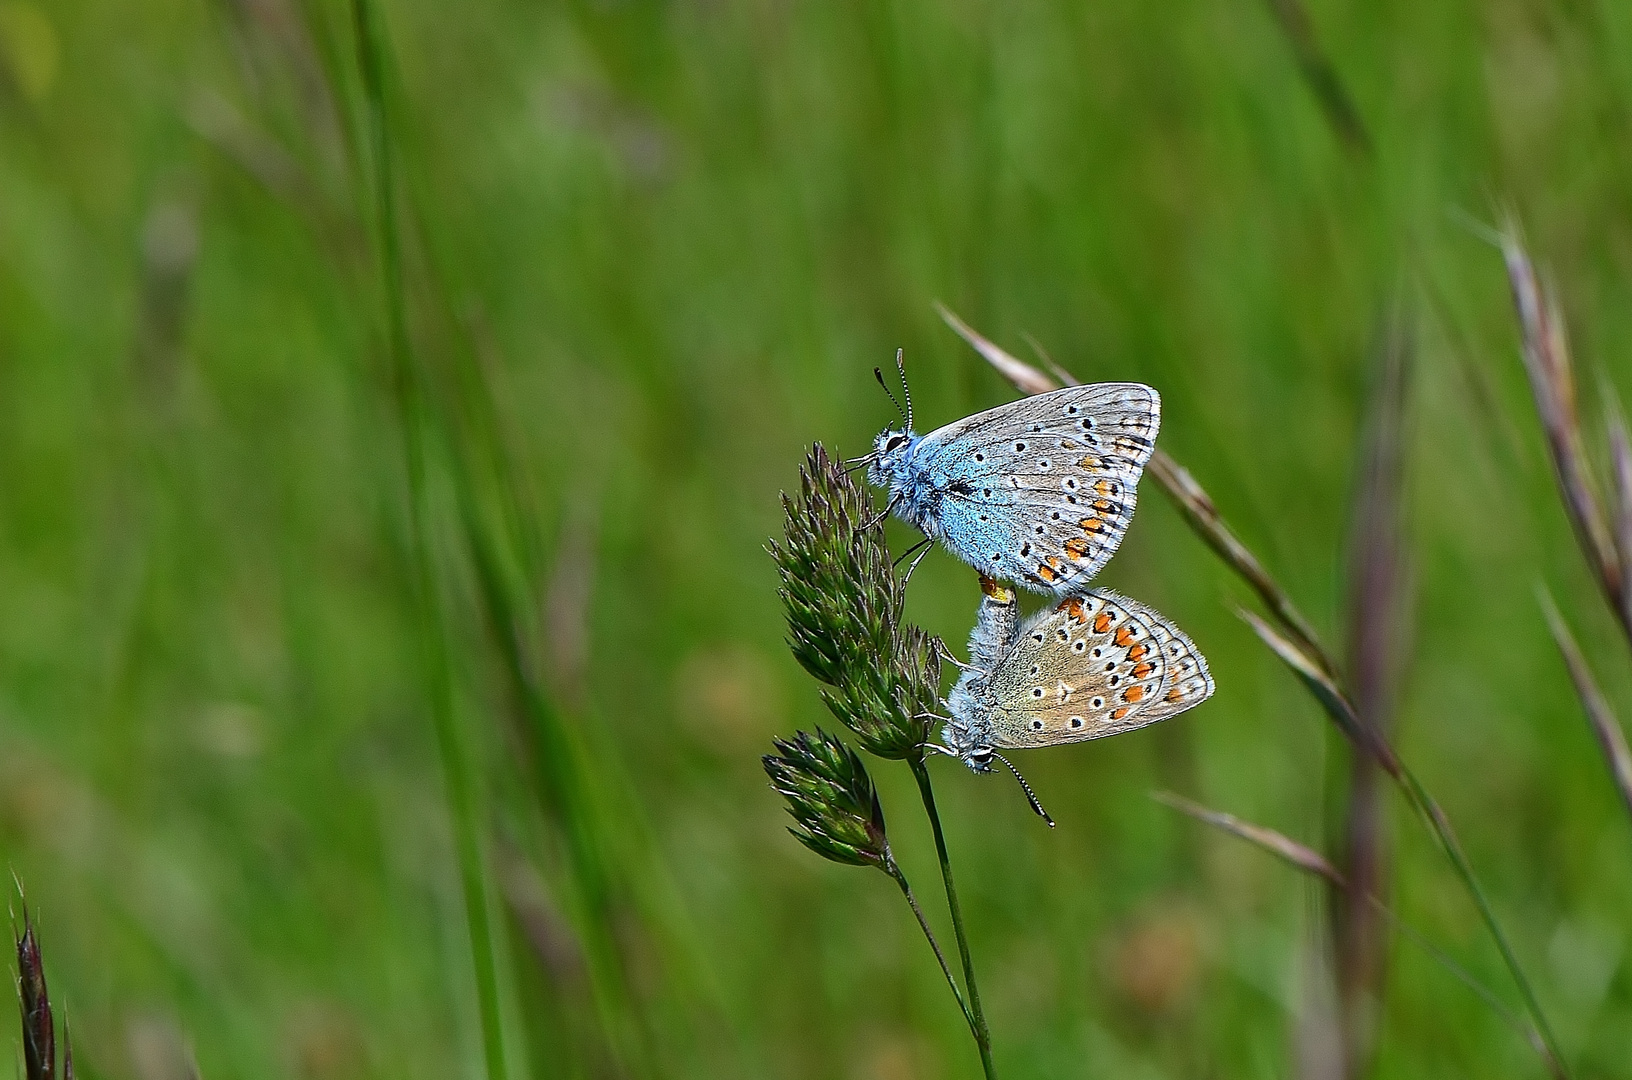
left=895, top=348, right=913, bottom=430
left=874, top=366, right=907, bottom=427
left=992, top=751, right=1055, bottom=828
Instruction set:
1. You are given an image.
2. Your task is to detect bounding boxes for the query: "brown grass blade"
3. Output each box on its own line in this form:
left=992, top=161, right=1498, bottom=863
left=1335, top=308, right=1412, bottom=1077
left=1540, top=590, right=1632, bottom=824
left=1501, top=228, right=1624, bottom=622
left=1152, top=790, right=1343, bottom=884
left=943, top=306, right=1569, bottom=1076
left=938, top=304, right=1339, bottom=678
left=1150, top=453, right=1339, bottom=679
left=935, top=303, right=1059, bottom=395
left=1238, top=607, right=1398, bottom=772
left=1153, top=792, right=1542, bottom=1060
left=1608, top=400, right=1632, bottom=630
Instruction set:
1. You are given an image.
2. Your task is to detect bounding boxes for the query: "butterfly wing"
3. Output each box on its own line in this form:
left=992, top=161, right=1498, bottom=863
left=980, top=590, right=1213, bottom=749
left=914, top=384, right=1160, bottom=593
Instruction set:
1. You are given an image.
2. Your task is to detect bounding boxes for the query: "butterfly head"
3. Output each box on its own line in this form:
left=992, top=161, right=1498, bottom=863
left=865, top=352, right=920, bottom=487
left=939, top=712, right=994, bottom=773
left=866, top=427, right=919, bottom=487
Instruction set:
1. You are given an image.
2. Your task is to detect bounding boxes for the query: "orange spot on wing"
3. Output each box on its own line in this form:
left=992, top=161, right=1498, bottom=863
left=1114, top=625, right=1137, bottom=647
left=1127, top=644, right=1148, bottom=661
left=1080, top=517, right=1104, bottom=534
left=1038, top=563, right=1057, bottom=582
left=1166, top=687, right=1186, bottom=703
left=1057, top=597, right=1086, bottom=621
left=1093, top=611, right=1113, bottom=633
left=1111, top=706, right=1132, bottom=721
left=1122, top=684, right=1146, bottom=703
left=1095, top=479, right=1115, bottom=496
left=1132, top=660, right=1157, bottom=679
left=1063, top=537, right=1091, bottom=559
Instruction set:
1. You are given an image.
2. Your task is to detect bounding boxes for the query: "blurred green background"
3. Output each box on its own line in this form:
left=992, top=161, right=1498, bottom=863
left=3, top=0, right=1632, bottom=1077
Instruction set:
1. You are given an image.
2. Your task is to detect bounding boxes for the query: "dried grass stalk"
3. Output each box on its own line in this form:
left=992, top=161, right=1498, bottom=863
left=1501, top=229, right=1626, bottom=630
left=944, top=306, right=1569, bottom=1079
left=1540, top=591, right=1632, bottom=823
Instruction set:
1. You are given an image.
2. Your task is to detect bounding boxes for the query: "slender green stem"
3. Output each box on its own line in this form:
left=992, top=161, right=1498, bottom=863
left=885, top=857, right=976, bottom=1034
left=452, top=474, right=652, bottom=1077
left=908, top=754, right=997, bottom=1080
left=1395, top=765, right=1569, bottom=1080
left=353, top=4, right=507, bottom=1078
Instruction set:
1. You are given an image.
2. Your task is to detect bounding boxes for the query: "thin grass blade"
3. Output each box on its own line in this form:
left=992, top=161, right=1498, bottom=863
left=936, top=303, right=1058, bottom=395
left=1151, top=453, right=1339, bottom=678
left=1608, top=399, right=1632, bottom=632
left=351, top=5, right=508, bottom=1077
left=1262, top=0, right=1372, bottom=157
left=1540, top=590, right=1632, bottom=824
left=939, top=304, right=1338, bottom=677
left=1501, top=227, right=1623, bottom=620
left=1153, top=793, right=1548, bottom=1063
left=945, top=306, right=1569, bottom=1077
left=1152, top=790, right=1343, bottom=884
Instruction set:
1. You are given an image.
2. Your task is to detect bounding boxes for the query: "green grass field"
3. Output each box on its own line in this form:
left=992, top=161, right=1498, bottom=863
left=3, top=1, right=1632, bottom=1077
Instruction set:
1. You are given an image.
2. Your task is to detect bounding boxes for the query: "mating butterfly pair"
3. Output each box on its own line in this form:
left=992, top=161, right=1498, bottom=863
left=861, top=356, right=1214, bottom=796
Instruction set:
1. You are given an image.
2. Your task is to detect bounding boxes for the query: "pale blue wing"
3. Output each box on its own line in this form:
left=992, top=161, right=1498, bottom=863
left=912, top=384, right=1159, bottom=592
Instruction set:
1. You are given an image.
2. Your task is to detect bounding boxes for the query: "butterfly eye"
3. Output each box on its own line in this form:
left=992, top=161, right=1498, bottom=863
left=885, top=434, right=908, bottom=452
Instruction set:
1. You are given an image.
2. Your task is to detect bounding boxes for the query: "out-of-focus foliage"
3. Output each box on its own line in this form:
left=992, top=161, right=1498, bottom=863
left=3, top=0, right=1632, bottom=1077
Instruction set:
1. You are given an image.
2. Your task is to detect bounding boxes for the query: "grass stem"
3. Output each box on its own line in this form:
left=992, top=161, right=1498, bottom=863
left=353, top=4, right=508, bottom=1077
left=886, top=860, right=977, bottom=1035
left=909, top=754, right=997, bottom=1080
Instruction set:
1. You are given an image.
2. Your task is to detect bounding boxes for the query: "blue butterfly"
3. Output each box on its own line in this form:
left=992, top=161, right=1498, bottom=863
left=864, top=353, right=1161, bottom=595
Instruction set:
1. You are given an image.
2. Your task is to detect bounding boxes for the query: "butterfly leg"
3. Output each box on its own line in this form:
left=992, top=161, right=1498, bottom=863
left=862, top=491, right=903, bottom=531
left=933, top=637, right=985, bottom=676
left=901, top=539, right=934, bottom=586
left=893, top=535, right=932, bottom=569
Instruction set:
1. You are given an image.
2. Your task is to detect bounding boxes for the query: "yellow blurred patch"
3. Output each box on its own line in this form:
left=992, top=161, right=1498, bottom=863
left=0, top=3, right=57, bottom=103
